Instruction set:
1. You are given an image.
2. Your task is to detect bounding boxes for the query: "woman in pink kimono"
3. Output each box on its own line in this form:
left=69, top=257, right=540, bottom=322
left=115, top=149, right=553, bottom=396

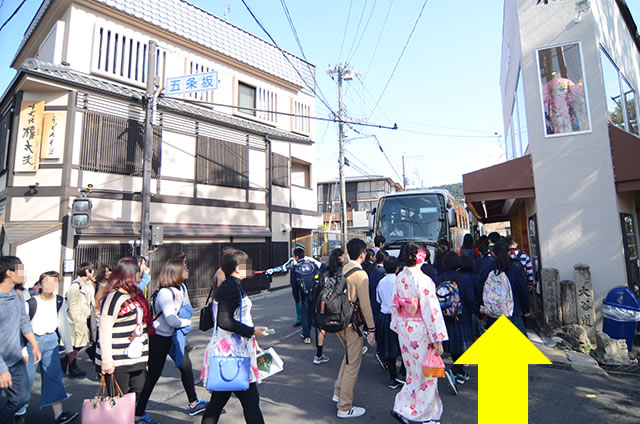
left=391, top=243, right=448, bottom=424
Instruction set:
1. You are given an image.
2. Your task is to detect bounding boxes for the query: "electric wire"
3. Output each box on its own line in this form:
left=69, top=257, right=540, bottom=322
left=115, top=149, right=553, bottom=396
left=239, top=0, right=336, bottom=117
left=346, top=0, right=378, bottom=65
left=367, top=0, right=430, bottom=119
left=337, top=0, right=354, bottom=63
left=344, top=0, right=371, bottom=65
left=362, top=0, right=394, bottom=80
left=0, top=0, right=28, bottom=32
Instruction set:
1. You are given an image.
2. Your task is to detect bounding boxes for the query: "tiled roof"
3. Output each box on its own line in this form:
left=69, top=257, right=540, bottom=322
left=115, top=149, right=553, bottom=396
left=19, top=59, right=313, bottom=144
left=14, top=0, right=316, bottom=93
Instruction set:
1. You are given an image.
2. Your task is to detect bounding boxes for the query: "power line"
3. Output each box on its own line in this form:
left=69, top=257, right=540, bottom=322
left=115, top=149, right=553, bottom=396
left=239, top=0, right=336, bottom=116
left=0, top=0, right=28, bottom=33
left=278, top=0, right=335, bottom=124
left=363, top=0, right=394, bottom=80
left=346, top=0, right=378, bottom=65
left=367, top=0, right=429, bottom=119
left=337, top=0, right=354, bottom=63
left=344, top=0, right=370, bottom=64
left=161, top=94, right=396, bottom=129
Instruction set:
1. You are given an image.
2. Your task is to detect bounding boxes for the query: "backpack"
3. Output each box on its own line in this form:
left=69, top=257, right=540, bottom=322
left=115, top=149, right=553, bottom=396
left=481, top=270, right=514, bottom=318
left=293, top=258, right=321, bottom=295
left=436, top=274, right=463, bottom=321
left=150, top=287, right=179, bottom=321
left=27, top=295, right=64, bottom=320
left=314, top=267, right=362, bottom=333
left=512, top=251, right=529, bottom=283
left=459, top=248, right=476, bottom=259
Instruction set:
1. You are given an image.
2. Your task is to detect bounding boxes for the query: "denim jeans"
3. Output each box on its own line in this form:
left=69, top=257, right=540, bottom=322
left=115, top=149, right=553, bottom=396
left=0, top=360, right=31, bottom=422
left=18, top=332, right=68, bottom=413
left=299, top=292, right=313, bottom=339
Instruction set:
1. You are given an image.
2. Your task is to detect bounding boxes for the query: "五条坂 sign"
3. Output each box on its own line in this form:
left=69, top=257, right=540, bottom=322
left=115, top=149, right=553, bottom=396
left=165, top=71, right=218, bottom=96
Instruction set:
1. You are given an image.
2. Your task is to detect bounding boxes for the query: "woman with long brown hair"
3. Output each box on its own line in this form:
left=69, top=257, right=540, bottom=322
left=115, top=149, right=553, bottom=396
left=135, top=259, right=208, bottom=423
left=95, top=257, right=153, bottom=423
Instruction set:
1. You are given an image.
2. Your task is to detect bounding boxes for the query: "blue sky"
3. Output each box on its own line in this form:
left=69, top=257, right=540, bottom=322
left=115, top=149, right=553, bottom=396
left=1, top=1, right=639, bottom=187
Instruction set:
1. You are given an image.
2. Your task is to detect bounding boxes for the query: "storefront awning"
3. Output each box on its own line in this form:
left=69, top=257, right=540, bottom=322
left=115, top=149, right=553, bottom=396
left=610, top=124, right=640, bottom=192
left=463, top=155, right=535, bottom=223
left=2, top=222, right=62, bottom=246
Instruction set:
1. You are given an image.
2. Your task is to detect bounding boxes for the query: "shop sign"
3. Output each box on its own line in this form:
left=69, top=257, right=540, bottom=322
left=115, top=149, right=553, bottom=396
left=41, top=111, right=66, bottom=159
left=15, top=101, right=45, bottom=172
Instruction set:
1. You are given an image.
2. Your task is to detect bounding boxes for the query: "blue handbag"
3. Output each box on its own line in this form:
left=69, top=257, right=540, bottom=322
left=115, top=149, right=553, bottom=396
left=206, top=356, right=251, bottom=391
left=205, top=286, right=251, bottom=392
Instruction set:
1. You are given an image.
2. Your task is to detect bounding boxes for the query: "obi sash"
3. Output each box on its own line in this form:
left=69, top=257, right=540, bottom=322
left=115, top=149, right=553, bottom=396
left=392, top=295, right=421, bottom=318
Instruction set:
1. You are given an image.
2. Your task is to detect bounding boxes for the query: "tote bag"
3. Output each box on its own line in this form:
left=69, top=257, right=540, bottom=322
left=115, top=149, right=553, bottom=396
left=206, top=287, right=251, bottom=391
left=82, top=374, right=135, bottom=424
left=256, top=347, right=284, bottom=380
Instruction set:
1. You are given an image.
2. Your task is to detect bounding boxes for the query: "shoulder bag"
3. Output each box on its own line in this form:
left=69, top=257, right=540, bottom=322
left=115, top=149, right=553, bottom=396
left=205, top=286, right=251, bottom=391
left=199, top=286, right=215, bottom=331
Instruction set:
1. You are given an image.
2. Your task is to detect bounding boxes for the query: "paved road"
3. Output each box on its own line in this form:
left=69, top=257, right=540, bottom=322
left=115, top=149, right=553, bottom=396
left=17, top=288, right=640, bottom=423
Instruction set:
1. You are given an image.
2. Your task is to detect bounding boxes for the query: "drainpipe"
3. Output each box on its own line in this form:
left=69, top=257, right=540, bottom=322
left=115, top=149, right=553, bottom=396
left=266, top=135, right=273, bottom=289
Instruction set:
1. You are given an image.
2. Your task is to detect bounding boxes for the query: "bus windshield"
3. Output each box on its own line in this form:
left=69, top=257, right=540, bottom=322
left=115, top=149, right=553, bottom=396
left=376, top=193, right=446, bottom=246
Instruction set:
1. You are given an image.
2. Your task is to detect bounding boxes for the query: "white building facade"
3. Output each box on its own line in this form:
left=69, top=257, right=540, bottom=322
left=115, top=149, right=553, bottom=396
left=0, top=0, right=319, bottom=299
left=464, top=0, right=640, bottom=326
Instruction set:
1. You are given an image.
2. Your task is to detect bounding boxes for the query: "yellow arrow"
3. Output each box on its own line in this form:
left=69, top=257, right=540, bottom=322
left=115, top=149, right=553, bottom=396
left=455, top=315, right=551, bottom=423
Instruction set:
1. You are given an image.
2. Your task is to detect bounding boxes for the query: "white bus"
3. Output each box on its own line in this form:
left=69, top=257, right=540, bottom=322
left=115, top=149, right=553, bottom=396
left=369, top=189, right=471, bottom=257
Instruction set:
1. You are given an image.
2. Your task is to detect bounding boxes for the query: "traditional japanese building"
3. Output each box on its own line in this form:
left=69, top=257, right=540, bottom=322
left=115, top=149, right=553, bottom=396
left=0, top=0, right=319, bottom=299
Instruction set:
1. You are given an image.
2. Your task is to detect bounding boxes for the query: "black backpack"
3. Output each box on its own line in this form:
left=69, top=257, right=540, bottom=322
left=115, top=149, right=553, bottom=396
left=293, top=259, right=321, bottom=295
left=314, top=267, right=363, bottom=333
left=27, top=295, right=64, bottom=320
left=150, top=287, right=179, bottom=320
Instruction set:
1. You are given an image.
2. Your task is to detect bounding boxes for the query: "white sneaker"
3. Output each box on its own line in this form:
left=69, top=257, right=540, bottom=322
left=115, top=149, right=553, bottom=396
left=332, top=394, right=340, bottom=402
left=337, top=407, right=366, bottom=418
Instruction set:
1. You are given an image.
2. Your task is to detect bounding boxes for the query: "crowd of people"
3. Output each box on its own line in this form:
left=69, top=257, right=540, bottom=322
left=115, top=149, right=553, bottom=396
left=267, top=232, right=534, bottom=423
left=0, top=230, right=534, bottom=424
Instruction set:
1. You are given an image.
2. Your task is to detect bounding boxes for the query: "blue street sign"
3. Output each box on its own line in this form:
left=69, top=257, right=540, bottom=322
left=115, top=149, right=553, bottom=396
left=165, top=71, right=219, bottom=95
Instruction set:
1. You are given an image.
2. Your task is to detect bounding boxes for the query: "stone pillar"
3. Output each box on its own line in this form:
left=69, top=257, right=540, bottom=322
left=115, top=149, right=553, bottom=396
left=574, top=263, right=596, bottom=335
left=560, top=280, right=578, bottom=326
left=541, top=268, right=561, bottom=328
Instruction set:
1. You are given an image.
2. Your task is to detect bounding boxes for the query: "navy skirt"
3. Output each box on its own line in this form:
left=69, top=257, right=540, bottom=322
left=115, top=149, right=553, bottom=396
left=375, top=313, right=401, bottom=359
left=443, top=319, right=474, bottom=357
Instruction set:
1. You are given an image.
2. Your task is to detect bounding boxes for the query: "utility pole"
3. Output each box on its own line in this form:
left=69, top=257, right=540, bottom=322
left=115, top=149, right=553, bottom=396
left=329, top=65, right=355, bottom=249
left=402, top=154, right=407, bottom=190
left=141, top=40, right=158, bottom=257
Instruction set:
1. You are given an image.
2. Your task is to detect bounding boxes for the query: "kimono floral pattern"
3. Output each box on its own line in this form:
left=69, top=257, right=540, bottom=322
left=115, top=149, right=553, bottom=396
left=202, top=295, right=260, bottom=385
left=392, top=266, right=448, bottom=422
left=543, top=76, right=588, bottom=135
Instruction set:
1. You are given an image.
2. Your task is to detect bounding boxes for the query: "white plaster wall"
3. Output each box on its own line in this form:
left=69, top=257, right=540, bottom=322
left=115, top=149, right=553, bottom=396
left=271, top=140, right=289, bottom=157
left=150, top=202, right=265, bottom=226
left=272, top=212, right=291, bottom=242
left=291, top=214, right=318, bottom=230
left=15, top=229, right=62, bottom=288
left=272, top=185, right=290, bottom=208
left=249, top=149, right=266, bottom=190
left=159, top=179, right=194, bottom=197
left=291, top=185, right=315, bottom=211
left=161, top=130, right=195, bottom=180
left=81, top=171, right=157, bottom=193
left=13, top=169, right=63, bottom=187
left=22, top=91, right=68, bottom=107
left=70, top=168, right=79, bottom=187
left=500, top=1, right=523, bottom=154
left=249, top=190, right=266, bottom=204
left=516, top=0, right=626, bottom=304
left=37, top=20, right=65, bottom=64
left=10, top=197, right=60, bottom=221
left=90, top=198, right=140, bottom=221
left=196, top=184, right=245, bottom=201
left=71, top=111, right=83, bottom=166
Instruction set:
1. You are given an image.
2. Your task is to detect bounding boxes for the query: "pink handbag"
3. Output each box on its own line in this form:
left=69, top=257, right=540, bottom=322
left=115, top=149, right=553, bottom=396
left=82, top=374, right=136, bottom=424
left=422, top=348, right=445, bottom=378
